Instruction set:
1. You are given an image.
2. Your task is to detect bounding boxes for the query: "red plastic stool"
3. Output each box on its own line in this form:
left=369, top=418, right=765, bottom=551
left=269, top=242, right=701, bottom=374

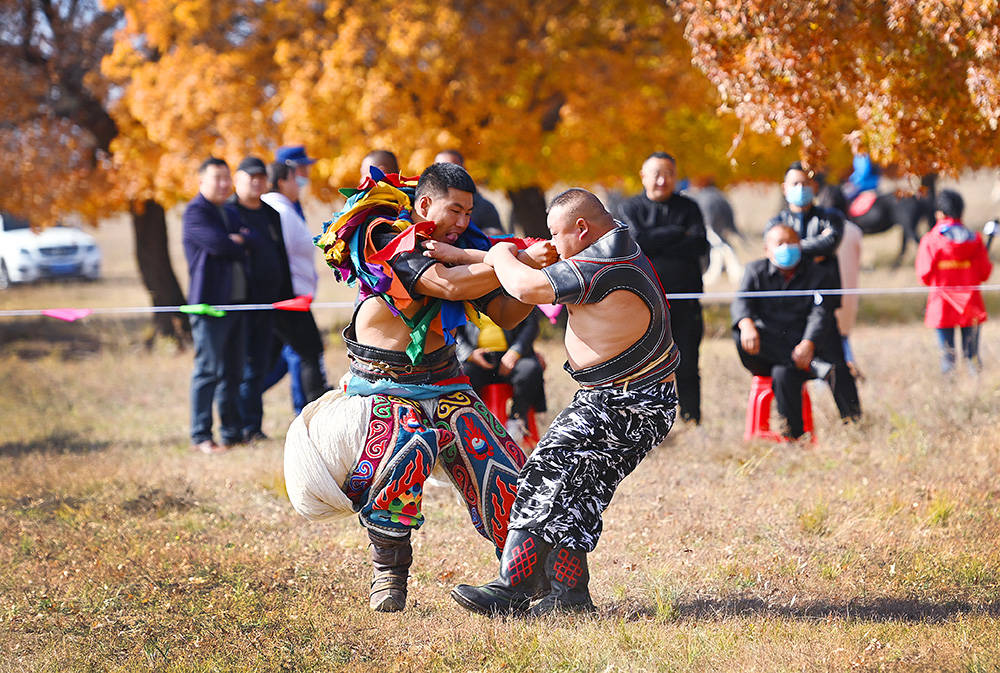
left=744, top=375, right=815, bottom=443
left=480, top=383, right=540, bottom=447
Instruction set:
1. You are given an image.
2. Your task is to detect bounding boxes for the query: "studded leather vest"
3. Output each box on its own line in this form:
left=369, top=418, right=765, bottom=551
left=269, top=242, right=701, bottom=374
left=541, top=223, right=680, bottom=389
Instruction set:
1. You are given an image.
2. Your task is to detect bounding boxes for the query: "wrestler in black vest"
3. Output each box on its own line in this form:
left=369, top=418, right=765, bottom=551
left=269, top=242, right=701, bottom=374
left=540, top=222, right=680, bottom=389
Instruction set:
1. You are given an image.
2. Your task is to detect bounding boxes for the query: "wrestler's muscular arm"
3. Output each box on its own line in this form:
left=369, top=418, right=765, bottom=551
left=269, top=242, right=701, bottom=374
left=484, top=243, right=556, bottom=305
left=422, top=240, right=558, bottom=328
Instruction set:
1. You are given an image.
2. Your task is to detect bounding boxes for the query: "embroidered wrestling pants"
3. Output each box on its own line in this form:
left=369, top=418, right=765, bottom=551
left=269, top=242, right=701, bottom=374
left=507, top=380, right=677, bottom=552
left=347, top=390, right=526, bottom=550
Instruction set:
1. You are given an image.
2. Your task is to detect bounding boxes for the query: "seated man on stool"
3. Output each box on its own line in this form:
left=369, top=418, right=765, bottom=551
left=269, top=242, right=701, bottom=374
left=732, top=224, right=861, bottom=440
left=455, top=308, right=547, bottom=442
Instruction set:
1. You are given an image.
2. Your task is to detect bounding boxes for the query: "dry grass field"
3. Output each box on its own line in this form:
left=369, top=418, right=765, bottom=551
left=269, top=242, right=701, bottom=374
left=2, top=178, right=1000, bottom=671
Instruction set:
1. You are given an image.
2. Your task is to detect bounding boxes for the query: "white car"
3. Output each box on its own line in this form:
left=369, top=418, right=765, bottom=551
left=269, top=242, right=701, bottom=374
left=0, top=212, right=101, bottom=289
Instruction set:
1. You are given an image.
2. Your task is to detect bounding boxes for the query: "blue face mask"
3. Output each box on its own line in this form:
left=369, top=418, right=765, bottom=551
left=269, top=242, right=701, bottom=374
left=773, top=243, right=802, bottom=269
left=786, top=184, right=814, bottom=207
left=295, top=176, right=310, bottom=189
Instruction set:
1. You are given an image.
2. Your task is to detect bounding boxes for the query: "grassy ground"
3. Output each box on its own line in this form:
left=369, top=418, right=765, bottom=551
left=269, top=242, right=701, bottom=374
left=2, top=184, right=1000, bottom=671
left=2, top=315, right=999, bottom=672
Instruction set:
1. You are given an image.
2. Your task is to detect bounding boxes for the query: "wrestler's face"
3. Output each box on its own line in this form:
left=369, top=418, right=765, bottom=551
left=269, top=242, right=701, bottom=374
left=640, top=156, right=676, bottom=202
left=547, top=205, right=588, bottom=259
left=417, top=188, right=474, bottom=243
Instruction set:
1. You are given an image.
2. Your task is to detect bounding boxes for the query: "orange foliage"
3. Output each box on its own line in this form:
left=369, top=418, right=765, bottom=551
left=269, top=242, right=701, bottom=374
left=684, top=0, right=1000, bottom=176
left=104, top=0, right=794, bottom=204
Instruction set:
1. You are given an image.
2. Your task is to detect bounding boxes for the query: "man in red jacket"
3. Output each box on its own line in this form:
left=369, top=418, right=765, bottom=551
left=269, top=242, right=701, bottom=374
left=916, top=189, right=992, bottom=373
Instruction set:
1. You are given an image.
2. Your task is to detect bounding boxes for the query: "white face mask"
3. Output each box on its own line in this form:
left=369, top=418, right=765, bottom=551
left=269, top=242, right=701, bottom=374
left=295, top=176, right=310, bottom=189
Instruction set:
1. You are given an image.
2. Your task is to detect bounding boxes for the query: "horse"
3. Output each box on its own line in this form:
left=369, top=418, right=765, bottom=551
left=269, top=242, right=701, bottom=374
left=816, top=173, right=937, bottom=267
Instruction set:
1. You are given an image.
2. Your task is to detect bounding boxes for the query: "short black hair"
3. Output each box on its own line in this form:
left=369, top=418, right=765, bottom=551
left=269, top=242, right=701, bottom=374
left=267, top=161, right=294, bottom=191
left=644, top=151, right=675, bottom=164
left=198, top=156, right=228, bottom=174
left=548, top=188, right=612, bottom=225
left=362, top=149, right=399, bottom=174
left=935, top=189, right=965, bottom=220
left=415, top=162, right=476, bottom=200
left=437, top=149, right=465, bottom=165
left=785, top=161, right=812, bottom=178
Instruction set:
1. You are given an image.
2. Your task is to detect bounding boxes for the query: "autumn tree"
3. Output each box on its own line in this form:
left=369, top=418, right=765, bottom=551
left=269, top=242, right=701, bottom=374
left=0, top=0, right=190, bottom=343
left=684, top=0, right=1000, bottom=178
left=106, top=0, right=794, bottom=241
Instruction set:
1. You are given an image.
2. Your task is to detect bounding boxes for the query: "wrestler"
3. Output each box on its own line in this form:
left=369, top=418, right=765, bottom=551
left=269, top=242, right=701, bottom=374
left=448, top=188, right=679, bottom=616
left=283, top=162, right=556, bottom=613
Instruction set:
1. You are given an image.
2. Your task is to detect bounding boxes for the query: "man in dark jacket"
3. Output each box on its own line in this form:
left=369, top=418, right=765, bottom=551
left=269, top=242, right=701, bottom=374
left=619, top=152, right=709, bottom=424
left=732, top=224, right=861, bottom=439
left=767, top=162, right=845, bottom=273
left=182, top=157, right=251, bottom=454
left=227, top=156, right=293, bottom=442
left=766, top=161, right=860, bottom=419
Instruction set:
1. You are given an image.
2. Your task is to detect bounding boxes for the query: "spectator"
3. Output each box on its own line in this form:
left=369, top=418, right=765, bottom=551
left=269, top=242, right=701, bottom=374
left=227, top=156, right=291, bottom=441
left=360, top=149, right=400, bottom=180
left=916, top=189, right=992, bottom=373
left=275, top=145, right=316, bottom=219
left=456, top=307, right=547, bottom=443
left=434, top=149, right=504, bottom=233
left=182, top=157, right=250, bottom=454
left=732, top=224, right=862, bottom=440
left=260, top=159, right=330, bottom=407
left=619, top=152, right=709, bottom=425
left=767, top=161, right=845, bottom=274
left=767, top=161, right=861, bottom=414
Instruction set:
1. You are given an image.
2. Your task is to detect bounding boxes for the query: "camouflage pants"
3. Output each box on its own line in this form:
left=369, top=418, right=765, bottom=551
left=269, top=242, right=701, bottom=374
left=507, top=380, right=677, bottom=551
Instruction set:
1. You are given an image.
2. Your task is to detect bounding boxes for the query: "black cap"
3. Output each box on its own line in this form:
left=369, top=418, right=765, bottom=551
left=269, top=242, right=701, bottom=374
left=236, top=156, right=267, bottom=176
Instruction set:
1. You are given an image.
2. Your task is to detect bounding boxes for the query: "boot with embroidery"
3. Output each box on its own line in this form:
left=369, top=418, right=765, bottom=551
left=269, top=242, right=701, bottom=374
left=528, top=546, right=596, bottom=616
left=451, top=529, right=550, bottom=615
left=368, top=529, right=412, bottom=612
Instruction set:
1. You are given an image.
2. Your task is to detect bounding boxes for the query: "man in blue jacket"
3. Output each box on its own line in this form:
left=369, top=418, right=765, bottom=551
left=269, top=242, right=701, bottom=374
left=182, top=157, right=251, bottom=454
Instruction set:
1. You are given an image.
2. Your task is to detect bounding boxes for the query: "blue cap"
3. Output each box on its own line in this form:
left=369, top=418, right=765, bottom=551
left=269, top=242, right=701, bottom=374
left=276, top=145, right=317, bottom=166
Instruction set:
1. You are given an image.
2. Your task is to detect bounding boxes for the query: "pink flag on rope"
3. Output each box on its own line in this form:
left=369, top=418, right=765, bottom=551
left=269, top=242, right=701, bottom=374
left=538, top=303, right=562, bottom=324
left=273, top=295, right=313, bottom=312
left=42, top=308, right=93, bottom=322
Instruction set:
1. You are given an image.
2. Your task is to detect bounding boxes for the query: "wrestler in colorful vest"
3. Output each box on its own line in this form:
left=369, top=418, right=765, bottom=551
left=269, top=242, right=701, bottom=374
left=450, top=188, right=680, bottom=616
left=283, top=162, right=555, bottom=612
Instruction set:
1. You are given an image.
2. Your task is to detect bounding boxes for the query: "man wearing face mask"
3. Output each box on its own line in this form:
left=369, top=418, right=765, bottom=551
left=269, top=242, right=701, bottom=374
left=732, top=225, right=861, bottom=440
left=767, top=161, right=861, bottom=420
left=768, top=162, right=845, bottom=273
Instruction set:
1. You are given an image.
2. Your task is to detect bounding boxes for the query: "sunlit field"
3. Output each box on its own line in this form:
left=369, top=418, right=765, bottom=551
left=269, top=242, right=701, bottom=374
left=2, top=179, right=999, bottom=671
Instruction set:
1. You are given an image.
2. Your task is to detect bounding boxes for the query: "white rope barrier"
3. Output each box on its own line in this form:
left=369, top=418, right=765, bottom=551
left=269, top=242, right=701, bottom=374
left=1, top=285, right=999, bottom=319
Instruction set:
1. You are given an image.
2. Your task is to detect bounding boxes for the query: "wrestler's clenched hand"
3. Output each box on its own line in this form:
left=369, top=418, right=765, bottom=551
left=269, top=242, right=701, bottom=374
left=422, top=240, right=473, bottom=265
left=523, top=240, right=558, bottom=268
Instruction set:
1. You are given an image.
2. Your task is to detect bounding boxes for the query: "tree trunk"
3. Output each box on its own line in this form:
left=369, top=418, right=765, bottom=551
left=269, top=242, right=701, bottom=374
left=506, top=186, right=549, bottom=238
left=131, top=200, right=190, bottom=348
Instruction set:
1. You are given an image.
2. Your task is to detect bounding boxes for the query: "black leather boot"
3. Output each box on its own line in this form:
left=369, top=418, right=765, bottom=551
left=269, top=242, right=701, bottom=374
left=528, top=546, right=596, bottom=616
left=368, top=530, right=412, bottom=612
left=451, top=529, right=551, bottom=615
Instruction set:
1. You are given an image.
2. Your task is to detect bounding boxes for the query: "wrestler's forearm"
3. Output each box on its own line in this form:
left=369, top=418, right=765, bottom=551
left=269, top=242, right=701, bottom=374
left=492, top=250, right=555, bottom=304
left=415, top=262, right=500, bottom=300
left=485, top=294, right=535, bottom=329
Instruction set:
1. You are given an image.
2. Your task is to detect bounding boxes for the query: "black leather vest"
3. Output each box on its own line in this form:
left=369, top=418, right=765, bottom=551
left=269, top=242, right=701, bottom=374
left=343, top=298, right=464, bottom=385
left=541, top=224, right=680, bottom=388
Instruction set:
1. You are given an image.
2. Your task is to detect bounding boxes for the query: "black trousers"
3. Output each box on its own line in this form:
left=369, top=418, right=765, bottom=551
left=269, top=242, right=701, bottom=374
left=272, top=310, right=329, bottom=404
left=669, top=299, right=703, bottom=423
left=734, top=325, right=861, bottom=438
left=462, top=355, right=546, bottom=418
